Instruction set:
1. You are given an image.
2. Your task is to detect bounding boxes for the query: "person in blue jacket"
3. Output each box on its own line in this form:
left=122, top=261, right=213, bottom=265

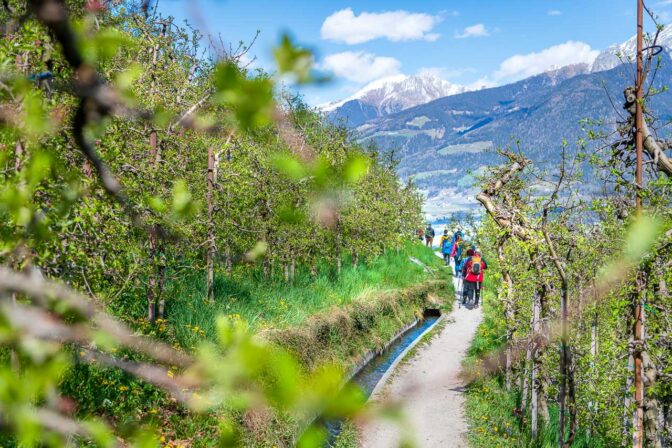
left=440, top=229, right=452, bottom=265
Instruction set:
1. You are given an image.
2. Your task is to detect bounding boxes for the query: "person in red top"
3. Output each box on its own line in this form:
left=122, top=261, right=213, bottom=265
left=461, top=248, right=487, bottom=308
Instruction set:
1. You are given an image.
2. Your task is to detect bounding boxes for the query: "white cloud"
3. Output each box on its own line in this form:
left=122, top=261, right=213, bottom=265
left=454, top=24, right=490, bottom=39
left=321, top=8, right=442, bottom=44
left=494, top=41, right=599, bottom=82
left=321, top=51, right=402, bottom=83
left=548, top=9, right=562, bottom=16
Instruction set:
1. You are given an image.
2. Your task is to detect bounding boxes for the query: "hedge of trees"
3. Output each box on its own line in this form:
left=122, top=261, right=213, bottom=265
left=1, top=0, right=423, bottom=320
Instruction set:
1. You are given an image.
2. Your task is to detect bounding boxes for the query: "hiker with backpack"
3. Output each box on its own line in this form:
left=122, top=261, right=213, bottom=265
left=450, top=233, right=463, bottom=276
left=425, top=223, right=435, bottom=248
left=440, top=229, right=452, bottom=265
left=461, top=247, right=487, bottom=308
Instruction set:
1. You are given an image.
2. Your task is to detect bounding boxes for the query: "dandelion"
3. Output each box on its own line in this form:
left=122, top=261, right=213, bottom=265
left=167, top=370, right=174, bottom=378
left=119, top=385, right=129, bottom=391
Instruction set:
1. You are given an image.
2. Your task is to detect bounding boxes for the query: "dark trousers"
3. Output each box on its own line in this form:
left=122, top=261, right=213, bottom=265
left=453, top=256, right=460, bottom=275
left=462, top=280, right=482, bottom=305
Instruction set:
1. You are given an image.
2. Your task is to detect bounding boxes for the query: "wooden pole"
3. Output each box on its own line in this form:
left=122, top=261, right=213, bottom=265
left=633, top=0, right=644, bottom=446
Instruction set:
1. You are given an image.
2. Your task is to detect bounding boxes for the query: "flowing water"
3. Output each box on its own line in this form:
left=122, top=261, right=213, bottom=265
left=325, top=315, right=441, bottom=445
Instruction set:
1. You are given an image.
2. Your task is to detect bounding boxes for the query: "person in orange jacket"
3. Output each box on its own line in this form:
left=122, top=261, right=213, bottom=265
left=461, top=248, right=487, bottom=308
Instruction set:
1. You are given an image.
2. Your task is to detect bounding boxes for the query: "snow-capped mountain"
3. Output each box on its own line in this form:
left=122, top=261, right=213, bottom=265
left=321, top=73, right=469, bottom=126
left=323, top=27, right=672, bottom=218
left=592, top=24, right=672, bottom=72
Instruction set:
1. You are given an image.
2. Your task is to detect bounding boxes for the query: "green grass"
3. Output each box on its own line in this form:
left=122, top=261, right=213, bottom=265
left=165, top=241, right=449, bottom=350
left=59, top=242, right=451, bottom=448
left=332, top=422, right=359, bottom=448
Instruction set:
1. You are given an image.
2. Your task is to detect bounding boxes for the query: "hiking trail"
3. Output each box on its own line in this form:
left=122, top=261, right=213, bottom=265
left=359, top=258, right=483, bottom=448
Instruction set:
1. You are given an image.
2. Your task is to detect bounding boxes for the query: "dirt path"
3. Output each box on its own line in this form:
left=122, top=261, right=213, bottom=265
left=359, top=262, right=482, bottom=448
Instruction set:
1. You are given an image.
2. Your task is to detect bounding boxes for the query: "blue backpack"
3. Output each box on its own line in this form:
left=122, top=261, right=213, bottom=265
left=442, top=238, right=451, bottom=254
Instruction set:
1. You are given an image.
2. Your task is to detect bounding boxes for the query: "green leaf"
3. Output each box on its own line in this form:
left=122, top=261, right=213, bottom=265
left=171, top=180, right=199, bottom=219
left=623, top=214, right=662, bottom=262
left=271, top=153, right=307, bottom=180
left=343, top=154, right=370, bottom=184
left=26, top=151, right=52, bottom=189
left=296, top=424, right=327, bottom=448
left=213, top=62, right=275, bottom=130
left=22, top=90, right=51, bottom=137
left=244, top=241, right=268, bottom=262
left=273, top=34, right=314, bottom=84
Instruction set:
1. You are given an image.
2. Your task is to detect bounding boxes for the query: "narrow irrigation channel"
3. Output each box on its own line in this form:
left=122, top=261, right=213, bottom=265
left=325, top=311, right=443, bottom=446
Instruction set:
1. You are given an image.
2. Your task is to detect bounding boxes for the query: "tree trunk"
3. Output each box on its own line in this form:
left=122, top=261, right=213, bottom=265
left=567, top=349, right=577, bottom=447
left=521, top=310, right=534, bottom=416
left=559, top=283, right=569, bottom=447
left=147, top=231, right=157, bottom=322
left=15, top=140, right=23, bottom=172
left=498, top=243, right=515, bottom=391
left=633, top=273, right=645, bottom=448
left=335, top=219, right=342, bottom=275
left=588, top=312, right=599, bottom=437
left=538, top=285, right=551, bottom=426
left=290, top=249, right=295, bottom=283
left=623, top=337, right=634, bottom=447
left=146, top=132, right=160, bottom=322
left=225, top=246, right=233, bottom=275
left=531, top=291, right=541, bottom=438
left=263, top=256, right=269, bottom=279
left=206, top=147, right=215, bottom=302
left=157, top=259, right=166, bottom=319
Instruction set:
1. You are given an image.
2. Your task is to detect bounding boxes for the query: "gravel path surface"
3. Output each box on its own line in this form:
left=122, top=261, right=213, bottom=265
left=359, top=266, right=482, bottom=448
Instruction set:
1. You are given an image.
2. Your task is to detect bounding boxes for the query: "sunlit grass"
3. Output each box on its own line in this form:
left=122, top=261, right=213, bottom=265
left=165, top=242, right=449, bottom=348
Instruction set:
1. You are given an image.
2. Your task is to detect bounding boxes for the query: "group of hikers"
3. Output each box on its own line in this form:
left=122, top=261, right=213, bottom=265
left=418, top=224, right=487, bottom=308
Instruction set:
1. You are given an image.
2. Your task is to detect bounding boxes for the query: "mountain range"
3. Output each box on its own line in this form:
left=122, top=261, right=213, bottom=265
left=320, top=73, right=470, bottom=127
left=323, top=28, right=672, bottom=219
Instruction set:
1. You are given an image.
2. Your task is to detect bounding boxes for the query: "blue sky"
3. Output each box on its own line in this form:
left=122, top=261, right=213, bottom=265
left=158, top=0, right=671, bottom=105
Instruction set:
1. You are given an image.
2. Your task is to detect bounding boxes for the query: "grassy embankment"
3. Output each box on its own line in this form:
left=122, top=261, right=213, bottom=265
left=62, top=242, right=453, bottom=447
left=164, top=241, right=451, bottom=348
left=463, top=277, right=608, bottom=447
